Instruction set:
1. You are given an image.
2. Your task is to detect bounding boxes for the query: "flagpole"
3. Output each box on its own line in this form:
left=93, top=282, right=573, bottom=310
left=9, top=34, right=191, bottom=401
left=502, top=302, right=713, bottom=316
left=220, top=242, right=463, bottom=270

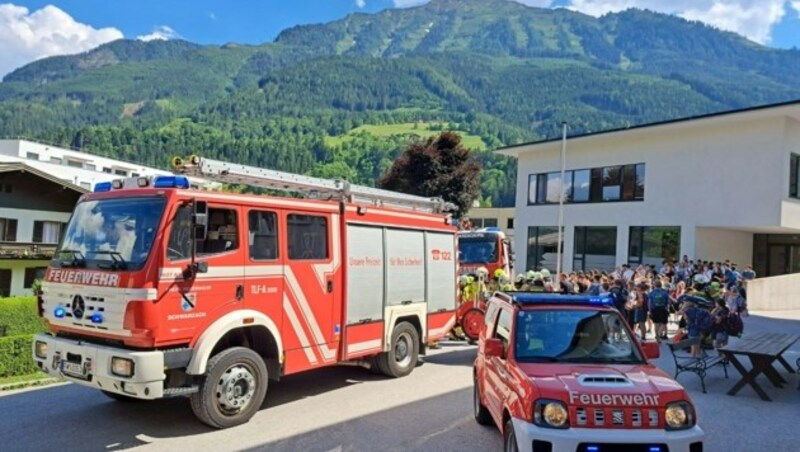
left=556, top=122, right=567, bottom=278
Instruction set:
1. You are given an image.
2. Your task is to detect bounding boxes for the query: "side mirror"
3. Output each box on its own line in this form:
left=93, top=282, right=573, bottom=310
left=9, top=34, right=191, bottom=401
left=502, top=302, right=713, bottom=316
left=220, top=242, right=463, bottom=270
left=193, top=200, right=208, bottom=241
left=484, top=338, right=505, bottom=359
left=183, top=260, right=208, bottom=279
left=640, top=341, right=660, bottom=360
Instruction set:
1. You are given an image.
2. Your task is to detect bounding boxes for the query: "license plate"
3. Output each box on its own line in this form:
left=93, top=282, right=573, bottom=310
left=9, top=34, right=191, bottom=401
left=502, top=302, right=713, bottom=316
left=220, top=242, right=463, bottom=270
left=61, top=361, right=85, bottom=376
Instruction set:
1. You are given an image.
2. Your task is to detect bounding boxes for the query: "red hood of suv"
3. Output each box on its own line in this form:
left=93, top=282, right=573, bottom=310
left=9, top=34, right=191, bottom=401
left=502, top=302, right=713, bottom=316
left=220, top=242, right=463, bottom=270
left=517, top=362, right=687, bottom=404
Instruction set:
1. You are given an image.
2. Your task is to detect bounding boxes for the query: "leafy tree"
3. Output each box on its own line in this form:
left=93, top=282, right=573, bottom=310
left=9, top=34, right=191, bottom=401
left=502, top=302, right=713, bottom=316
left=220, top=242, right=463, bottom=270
left=378, top=131, right=481, bottom=214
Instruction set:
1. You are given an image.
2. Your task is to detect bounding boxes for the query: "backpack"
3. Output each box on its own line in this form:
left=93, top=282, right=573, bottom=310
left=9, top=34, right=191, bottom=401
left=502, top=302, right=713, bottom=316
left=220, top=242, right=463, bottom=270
left=725, top=312, right=744, bottom=336
left=651, top=290, right=669, bottom=309
left=695, top=308, right=715, bottom=334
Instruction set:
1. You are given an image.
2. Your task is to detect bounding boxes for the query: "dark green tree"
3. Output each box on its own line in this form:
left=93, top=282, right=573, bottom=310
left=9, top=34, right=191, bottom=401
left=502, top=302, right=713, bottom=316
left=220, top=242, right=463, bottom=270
left=378, top=131, right=481, bottom=214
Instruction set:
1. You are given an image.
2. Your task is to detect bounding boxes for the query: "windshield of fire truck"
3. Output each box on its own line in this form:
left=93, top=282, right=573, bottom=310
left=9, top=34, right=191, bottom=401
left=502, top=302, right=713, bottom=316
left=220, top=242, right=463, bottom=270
left=458, top=234, right=498, bottom=264
left=55, top=197, right=166, bottom=271
left=514, top=310, right=645, bottom=365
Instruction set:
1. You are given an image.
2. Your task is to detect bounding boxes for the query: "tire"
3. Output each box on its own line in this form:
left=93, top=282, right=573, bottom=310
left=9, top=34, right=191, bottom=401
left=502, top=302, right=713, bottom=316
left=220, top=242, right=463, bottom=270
left=101, top=390, right=146, bottom=402
left=473, top=376, right=492, bottom=425
left=462, top=308, right=485, bottom=341
left=190, top=347, right=268, bottom=429
left=503, top=418, right=518, bottom=452
left=376, top=321, right=419, bottom=378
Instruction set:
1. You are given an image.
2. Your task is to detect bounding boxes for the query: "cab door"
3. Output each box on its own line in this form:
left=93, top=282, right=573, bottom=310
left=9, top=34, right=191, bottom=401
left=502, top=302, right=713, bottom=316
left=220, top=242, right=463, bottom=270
left=243, top=207, right=284, bottom=342
left=485, top=307, right=513, bottom=420
left=281, top=210, right=341, bottom=372
left=160, top=202, right=245, bottom=344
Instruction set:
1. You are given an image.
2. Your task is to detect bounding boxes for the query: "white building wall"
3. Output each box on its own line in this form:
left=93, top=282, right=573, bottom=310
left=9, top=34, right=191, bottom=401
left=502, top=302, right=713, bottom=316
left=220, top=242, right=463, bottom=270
left=694, top=228, right=753, bottom=267
left=513, top=115, right=793, bottom=272
left=0, top=260, right=50, bottom=297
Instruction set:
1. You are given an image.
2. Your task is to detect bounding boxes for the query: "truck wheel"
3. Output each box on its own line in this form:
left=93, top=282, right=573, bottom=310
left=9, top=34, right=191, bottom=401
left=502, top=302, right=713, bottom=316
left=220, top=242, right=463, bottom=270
left=376, top=322, right=419, bottom=378
left=473, top=376, right=492, bottom=425
left=462, top=308, right=485, bottom=341
left=503, top=418, right=518, bottom=452
left=101, top=390, right=145, bottom=402
left=190, top=347, right=268, bottom=429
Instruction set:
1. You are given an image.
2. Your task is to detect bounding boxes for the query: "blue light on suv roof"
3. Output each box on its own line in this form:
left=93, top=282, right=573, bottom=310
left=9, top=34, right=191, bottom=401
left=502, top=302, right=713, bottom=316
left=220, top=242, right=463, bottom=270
left=94, top=181, right=112, bottom=192
left=511, top=293, right=614, bottom=306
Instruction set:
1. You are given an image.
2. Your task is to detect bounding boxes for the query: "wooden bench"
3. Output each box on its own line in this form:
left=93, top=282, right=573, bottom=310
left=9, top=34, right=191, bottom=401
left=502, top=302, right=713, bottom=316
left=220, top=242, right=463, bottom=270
left=717, top=332, right=799, bottom=401
left=667, top=337, right=729, bottom=393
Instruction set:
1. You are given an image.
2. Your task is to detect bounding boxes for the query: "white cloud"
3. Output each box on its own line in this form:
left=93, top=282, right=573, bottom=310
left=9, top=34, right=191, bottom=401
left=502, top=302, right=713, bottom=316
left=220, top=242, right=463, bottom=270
left=0, top=3, right=122, bottom=77
left=136, top=25, right=180, bottom=42
left=355, top=0, right=366, bottom=7
left=566, top=0, right=789, bottom=44
left=792, top=1, right=800, bottom=13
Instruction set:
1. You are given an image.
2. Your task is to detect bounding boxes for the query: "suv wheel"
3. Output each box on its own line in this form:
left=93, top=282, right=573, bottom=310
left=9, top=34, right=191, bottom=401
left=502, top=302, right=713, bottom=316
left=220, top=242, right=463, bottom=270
left=503, top=418, right=518, bottom=452
left=473, top=376, right=492, bottom=425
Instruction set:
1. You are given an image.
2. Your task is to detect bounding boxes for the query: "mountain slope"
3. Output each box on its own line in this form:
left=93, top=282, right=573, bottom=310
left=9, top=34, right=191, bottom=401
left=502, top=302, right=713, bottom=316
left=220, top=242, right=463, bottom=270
left=1, top=0, right=800, bottom=207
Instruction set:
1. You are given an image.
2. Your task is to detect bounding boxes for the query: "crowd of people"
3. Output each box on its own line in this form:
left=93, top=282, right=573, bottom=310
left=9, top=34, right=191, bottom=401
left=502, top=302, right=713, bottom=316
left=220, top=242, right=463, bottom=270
left=462, top=256, right=755, bottom=356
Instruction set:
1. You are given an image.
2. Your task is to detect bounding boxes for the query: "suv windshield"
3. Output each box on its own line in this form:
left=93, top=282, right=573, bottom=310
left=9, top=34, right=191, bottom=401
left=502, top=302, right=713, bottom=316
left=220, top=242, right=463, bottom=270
left=56, top=197, right=166, bottom=271
left=515, top=309, right=645, bottom=365
left=459, top=234, right=498, bottom=264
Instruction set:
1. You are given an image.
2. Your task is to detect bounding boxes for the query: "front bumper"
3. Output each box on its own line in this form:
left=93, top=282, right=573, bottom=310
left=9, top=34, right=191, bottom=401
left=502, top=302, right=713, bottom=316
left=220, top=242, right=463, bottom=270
left=512, top=418, right=704, bottom=452
left=32, top=334, right=167, bottom=399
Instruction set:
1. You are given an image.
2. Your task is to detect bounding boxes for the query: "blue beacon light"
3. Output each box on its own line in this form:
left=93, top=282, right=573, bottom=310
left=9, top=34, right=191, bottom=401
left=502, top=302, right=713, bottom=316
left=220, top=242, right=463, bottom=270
left=153, top=175, right=190, bottom=189
left=54, top=307, right=66, bottom=318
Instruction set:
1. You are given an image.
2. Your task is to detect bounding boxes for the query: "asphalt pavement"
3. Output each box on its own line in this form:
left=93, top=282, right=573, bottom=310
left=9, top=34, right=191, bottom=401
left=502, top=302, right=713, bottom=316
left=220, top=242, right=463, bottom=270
left=0, top=312, right=797, bottom=452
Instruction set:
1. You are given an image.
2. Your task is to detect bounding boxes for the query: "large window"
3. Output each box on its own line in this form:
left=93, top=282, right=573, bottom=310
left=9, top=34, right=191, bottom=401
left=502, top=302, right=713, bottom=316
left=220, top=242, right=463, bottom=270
left=790, top=154, right=800, bottom=198
left=574, top=227, right=617, bottom=271
left=629, top=226, right=681, bottom=266
left=0, top=269, right=10, bottom=297
left=528, top=163, right=645, bottom=205
left=526, top=226, right=562, bottom=272
left=33, top=221, right=65, bottom=244
left=0, top=218, right=17, bottom=242
left=24, top=267, right=46, bottom=288
left=288, top=214, right=328, bottom=260
left=248, top=210, right=278, bottom=261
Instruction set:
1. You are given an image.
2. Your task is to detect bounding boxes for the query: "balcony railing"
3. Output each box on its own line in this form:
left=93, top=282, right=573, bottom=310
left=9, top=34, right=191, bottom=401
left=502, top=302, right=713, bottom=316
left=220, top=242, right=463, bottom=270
left=0, top=242, right=58, bottom=259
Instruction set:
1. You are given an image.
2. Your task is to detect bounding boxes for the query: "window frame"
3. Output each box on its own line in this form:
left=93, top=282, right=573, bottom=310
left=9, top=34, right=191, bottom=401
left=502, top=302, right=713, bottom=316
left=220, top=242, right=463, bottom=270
left=248, top=209, right=279, bottom=262
left=287, top=213, right=330, bottom=261
left=790, top=154, right=800, bottom=199
left=0, top=218, right=18, bottom=242
left=527, top=162, right=645, bottom=205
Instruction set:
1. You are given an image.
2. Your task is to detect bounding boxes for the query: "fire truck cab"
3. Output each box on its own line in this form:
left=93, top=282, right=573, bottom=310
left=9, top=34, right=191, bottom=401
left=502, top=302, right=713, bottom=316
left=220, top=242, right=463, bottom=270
left=32, top=157, right=458, bottom=428
left=458, top=228, right=513, bottom=279
left=473, top=292, right=704, bottom=452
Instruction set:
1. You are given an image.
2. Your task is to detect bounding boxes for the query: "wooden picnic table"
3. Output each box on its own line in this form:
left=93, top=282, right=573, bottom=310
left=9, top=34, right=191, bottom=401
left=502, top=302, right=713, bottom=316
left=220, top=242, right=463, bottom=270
left=718, top=332, right=800, bottom=401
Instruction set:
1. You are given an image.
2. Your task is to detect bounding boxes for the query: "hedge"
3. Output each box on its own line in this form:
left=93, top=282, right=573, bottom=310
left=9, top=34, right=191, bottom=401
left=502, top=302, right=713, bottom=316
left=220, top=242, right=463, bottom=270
left=0, top=334, right=39, bottom=378
left=0, top=298, right=47, bottom=378
left=0, top=297, right=46, bottom=336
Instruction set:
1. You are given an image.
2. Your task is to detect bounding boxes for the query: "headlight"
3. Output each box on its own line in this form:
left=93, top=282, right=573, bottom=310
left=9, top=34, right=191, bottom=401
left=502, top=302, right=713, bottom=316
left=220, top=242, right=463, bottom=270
left=34, top=341, right=48, bottom=359
left=533, top=399, right=569, bottom=429
left=111, top=357, right=135, bottom=377
left=665, top=402, right=694, bottom=430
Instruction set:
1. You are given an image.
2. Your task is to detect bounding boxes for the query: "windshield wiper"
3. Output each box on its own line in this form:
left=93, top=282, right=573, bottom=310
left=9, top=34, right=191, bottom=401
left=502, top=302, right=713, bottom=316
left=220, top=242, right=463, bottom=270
left=58, top=249, right=86, bottom=268
left=92, top=251, right=128, bottom=270
left=518, top=356, right=561, bottom=363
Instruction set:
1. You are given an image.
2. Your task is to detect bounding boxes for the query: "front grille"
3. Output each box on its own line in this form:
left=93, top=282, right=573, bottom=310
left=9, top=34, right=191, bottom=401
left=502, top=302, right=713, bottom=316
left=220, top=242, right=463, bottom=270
left=571, top=407, right=660, bottom=429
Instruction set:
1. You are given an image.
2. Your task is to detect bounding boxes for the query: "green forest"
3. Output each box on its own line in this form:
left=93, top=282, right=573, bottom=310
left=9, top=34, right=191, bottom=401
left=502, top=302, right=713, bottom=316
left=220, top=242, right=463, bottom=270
left=1, top=0, right=799, bottom=208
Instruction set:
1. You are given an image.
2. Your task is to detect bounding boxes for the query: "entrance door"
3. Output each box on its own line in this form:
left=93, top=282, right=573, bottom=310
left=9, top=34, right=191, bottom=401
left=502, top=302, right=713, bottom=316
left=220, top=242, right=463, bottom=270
left=766, top=245, right=800, bottom=276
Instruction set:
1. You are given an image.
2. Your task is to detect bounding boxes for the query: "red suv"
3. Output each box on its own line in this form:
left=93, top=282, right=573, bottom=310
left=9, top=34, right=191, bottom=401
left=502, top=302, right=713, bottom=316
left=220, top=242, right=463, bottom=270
left=473, top=292, right=704, bottom=452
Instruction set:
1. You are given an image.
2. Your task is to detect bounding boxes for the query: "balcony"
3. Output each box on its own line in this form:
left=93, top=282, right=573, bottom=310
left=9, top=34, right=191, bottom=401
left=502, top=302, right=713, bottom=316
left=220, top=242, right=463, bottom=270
left=0, top=242, right=58, bottom=260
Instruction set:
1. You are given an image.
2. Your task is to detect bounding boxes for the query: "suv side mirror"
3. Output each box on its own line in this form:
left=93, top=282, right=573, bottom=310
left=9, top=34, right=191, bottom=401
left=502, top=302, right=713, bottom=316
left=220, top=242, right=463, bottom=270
left=484, top=338, right=505, bottom=358
left=641, top=341, right=660, bottom=360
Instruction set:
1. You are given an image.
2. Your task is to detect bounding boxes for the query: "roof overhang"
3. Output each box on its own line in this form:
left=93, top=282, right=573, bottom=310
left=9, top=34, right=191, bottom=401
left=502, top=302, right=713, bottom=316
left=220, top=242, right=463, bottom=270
left=0, top=162, right=89, bottom=194
left=496, top=99, right=800, bottom=157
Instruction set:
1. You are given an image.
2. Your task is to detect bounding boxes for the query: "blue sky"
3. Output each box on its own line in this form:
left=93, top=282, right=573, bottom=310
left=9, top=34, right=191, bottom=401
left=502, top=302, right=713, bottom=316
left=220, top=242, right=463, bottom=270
left=1, top=1, right=799, bottom=77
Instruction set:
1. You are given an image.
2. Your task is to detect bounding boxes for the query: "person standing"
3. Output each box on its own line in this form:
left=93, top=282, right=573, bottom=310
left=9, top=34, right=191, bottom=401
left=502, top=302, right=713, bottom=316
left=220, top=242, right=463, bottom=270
left=648, top=280, right=670, bottom=341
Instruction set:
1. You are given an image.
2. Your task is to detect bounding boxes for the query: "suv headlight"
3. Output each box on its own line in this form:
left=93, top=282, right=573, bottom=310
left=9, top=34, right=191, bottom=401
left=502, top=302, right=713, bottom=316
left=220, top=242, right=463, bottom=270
left=533, top=399, right=569, bottom=429
left=34, top=341, right=48, bottom=359
left=665, top=401, right=695, bottom=430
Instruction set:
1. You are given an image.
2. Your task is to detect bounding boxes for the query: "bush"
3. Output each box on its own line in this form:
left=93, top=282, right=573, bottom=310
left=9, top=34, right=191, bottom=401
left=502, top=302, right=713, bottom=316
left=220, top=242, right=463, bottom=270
left=0, top=334, right=39, bottom=378
left=0, top=297, right=46, bottom=336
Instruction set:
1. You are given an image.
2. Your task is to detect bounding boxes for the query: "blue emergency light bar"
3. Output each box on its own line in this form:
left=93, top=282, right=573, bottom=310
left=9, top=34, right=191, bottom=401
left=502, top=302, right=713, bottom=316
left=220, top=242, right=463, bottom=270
left=93, top=181, right=112, bottom=192
left=153, top=175, right=190, bottom=189
left=512, top=292, right=614, bottom=306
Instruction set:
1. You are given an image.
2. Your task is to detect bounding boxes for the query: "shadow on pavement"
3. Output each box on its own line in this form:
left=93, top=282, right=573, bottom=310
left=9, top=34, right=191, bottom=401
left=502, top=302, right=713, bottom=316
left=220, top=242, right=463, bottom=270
left=242, top=387, right=500, bottom=452
left=422, top=347, right=477, bottom=367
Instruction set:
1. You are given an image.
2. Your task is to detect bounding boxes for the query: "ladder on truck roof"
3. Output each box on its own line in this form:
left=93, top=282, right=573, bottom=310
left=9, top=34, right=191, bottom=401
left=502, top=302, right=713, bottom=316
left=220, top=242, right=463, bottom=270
left=170, top=155, right=455, bottom=214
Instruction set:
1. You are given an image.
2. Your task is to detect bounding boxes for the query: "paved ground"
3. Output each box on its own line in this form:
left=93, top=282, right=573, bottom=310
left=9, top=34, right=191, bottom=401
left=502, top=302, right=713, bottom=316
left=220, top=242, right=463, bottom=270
left=0, top=311, right=797, bottom=452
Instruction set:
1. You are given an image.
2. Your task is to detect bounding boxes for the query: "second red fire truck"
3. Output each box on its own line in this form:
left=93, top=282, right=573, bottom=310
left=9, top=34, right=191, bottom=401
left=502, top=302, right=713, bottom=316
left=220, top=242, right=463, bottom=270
left=32, top=156, right=458, bottom=428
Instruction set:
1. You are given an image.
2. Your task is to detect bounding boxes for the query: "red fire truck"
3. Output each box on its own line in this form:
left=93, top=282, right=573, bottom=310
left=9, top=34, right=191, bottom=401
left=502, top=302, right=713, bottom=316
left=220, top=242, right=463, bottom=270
left=457, top=228, right=513, bottom=279
left=32, top=156, right=458, bottom=428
